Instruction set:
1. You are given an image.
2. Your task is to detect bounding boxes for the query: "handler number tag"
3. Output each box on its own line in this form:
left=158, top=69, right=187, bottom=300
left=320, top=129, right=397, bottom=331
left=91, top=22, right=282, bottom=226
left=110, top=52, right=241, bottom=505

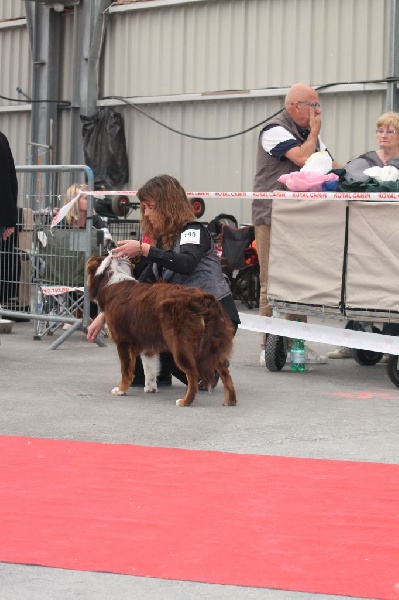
left=180, top=229, right=200, bottom=245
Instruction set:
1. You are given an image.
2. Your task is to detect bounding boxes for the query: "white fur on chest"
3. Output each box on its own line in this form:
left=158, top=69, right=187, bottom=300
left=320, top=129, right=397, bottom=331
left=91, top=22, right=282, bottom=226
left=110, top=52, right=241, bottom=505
left=95, top=253, right=135, bottom=285
left=96, top=253, right=162, bottom=400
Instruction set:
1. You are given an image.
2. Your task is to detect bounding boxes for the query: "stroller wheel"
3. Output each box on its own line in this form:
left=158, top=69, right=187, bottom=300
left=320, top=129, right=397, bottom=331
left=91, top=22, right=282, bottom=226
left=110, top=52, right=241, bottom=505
left=386, top=355, right=399, bottom=387
left=351, top=322, right=383, bottom=365
left=351, top=348, right=383, bottom=366
left=265, top=335, right=287, bottom=372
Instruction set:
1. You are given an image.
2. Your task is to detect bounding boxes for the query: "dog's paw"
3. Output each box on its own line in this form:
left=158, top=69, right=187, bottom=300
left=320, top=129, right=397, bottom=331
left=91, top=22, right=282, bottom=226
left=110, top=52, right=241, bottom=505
left=176, top=398, right=190, bottom=407
left=111, top=386, right=126, bottom=396
left=144, top=381, right=158, bottom=393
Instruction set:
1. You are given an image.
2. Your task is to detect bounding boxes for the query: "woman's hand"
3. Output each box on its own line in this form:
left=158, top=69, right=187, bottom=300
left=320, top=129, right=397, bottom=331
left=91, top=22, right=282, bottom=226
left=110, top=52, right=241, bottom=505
left=87, top=312, right=105, bottom=342
left=113, top=239, right=149, bottom=259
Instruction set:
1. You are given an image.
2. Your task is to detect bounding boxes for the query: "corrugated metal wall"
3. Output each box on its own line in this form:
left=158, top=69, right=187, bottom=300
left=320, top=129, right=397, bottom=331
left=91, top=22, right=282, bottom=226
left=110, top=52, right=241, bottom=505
left=0, top=1, right=25, bottom=21
left=0, top=110, right=31, bottom=163
left=0, top=0, right=393, bottom=222
left=0, top=24, right=31, bottom=112
left=103, top=0, right=386, bottom=94
left=99, top=91, right=387, bottom=224
left=0, top=1, right=30, bottom=165
left=58, top=13, right=74, bottom=104
left=99, top=0, right=388, bottom=221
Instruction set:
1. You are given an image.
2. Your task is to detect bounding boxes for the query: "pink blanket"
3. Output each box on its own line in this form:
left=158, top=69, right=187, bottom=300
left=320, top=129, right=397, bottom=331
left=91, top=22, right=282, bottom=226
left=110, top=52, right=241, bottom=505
left=278, top=171, right=339, bottom=192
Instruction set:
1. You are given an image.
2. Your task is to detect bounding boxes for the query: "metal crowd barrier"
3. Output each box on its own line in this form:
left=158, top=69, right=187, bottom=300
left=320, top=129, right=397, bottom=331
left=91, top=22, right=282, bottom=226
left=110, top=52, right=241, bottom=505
left=107, top=219, right=141, bottom=244
left=0, top=165, right=108, bottom=349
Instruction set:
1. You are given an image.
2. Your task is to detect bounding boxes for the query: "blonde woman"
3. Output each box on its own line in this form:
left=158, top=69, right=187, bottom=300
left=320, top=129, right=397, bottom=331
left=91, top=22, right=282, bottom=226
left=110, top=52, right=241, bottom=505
left=64, top=183, right=107, bottom=230
left=344, top=112, right=399, bottom=183
left=47, top=183, right=111, bottom=287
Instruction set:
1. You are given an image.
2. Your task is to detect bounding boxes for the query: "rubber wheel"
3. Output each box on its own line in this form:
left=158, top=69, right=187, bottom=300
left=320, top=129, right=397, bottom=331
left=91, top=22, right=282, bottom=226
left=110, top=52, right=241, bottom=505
left=112, top=195, right=130, bottom=217
left=265, top=335, right=287, bottom=372
left=189, top=197, right=205, bottom=218
left=386, top=355, right=399, bottom=387
left=350, top=321, right=383, bottom=365
left=351, top=348, right=383, bottom=366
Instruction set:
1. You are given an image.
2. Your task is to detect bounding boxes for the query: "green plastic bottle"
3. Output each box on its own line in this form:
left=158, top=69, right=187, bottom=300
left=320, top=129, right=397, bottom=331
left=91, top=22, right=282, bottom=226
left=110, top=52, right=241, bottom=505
left=290, top=320, right=305, bottom=372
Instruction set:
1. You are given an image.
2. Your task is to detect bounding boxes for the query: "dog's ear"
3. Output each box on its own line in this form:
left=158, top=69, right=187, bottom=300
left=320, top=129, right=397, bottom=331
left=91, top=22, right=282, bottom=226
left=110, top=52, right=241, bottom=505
left=102, top=239, right=117, bottom=256
left=86, top=255, right=104, bottom=302
left=86, top=255, right=102, bottom=276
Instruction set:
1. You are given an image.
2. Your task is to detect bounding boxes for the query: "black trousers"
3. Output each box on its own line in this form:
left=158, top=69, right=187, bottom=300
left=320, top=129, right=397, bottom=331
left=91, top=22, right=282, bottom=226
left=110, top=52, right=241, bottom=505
left=132, top=352, right=187, bottom=385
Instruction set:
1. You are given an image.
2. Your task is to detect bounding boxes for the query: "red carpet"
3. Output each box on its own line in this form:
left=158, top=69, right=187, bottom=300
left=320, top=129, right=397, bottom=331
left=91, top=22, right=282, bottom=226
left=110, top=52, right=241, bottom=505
left=1, top=436, right=399, bottom=599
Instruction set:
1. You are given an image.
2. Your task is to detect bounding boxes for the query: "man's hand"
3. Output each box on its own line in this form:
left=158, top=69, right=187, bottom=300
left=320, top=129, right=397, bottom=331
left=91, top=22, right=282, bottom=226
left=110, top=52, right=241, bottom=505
left=309, top=106, right=322, bottom=136
left=2, top=227, right=14, bottom=241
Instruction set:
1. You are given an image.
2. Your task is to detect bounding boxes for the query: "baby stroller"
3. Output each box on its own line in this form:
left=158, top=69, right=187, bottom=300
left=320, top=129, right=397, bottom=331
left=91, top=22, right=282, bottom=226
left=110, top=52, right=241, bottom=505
left=208, top=214, right=259, bottom=310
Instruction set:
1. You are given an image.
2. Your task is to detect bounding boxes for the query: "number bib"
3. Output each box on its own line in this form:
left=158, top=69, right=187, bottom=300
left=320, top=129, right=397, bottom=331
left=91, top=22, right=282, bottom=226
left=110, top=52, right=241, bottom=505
left=180, top=229, right=201, bottom=245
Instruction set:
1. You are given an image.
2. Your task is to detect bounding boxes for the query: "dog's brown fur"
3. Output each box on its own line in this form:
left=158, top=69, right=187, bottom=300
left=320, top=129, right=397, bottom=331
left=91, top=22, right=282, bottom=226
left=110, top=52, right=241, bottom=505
left=87, top=255, right=237, bottom=407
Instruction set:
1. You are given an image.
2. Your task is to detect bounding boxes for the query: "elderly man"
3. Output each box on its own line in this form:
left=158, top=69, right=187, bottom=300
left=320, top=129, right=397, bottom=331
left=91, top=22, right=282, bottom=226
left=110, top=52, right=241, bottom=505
left=252, top=83, right=342, bottom=366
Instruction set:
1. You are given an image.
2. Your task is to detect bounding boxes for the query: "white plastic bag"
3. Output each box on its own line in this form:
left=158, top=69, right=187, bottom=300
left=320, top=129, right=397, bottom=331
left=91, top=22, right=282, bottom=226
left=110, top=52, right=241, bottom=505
left=301, top=151, right=332, bottom=174
left=363, top=165, right=399, bottom=182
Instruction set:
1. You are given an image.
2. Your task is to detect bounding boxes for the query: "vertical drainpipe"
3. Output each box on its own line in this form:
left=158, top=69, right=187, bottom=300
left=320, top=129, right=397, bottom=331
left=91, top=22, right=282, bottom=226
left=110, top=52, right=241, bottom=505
left=25, top=2, right=60, bottom=210
left=69, top=4, right=84, bottom=170
left=68, top=1, right=112, bottom=328
left=69, top=0, right=111, bottom=168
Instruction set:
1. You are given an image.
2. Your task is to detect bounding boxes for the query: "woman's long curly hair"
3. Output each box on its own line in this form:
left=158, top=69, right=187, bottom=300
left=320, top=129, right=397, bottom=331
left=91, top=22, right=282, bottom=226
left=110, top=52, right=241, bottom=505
left=137, top=174, right=195, bottom=250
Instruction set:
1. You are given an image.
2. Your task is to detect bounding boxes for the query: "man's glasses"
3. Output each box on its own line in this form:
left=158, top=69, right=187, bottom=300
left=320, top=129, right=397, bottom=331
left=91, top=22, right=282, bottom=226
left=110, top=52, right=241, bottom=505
left=295, top=101, right=321, bottom=108
left=376, top=128, right=398, bottom=135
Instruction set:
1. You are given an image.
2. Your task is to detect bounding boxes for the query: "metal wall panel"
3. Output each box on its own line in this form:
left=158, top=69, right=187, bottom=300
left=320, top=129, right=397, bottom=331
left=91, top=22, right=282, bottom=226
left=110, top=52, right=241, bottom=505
left=58, top=13, right=74, bottom=101
left=97, top=0, right=390, bottom=223
left=113, top=98, right=286, bottom=224
left=312, top=0, right=385, bottom=83
left=0, top=26, right=31, bottom=108
left=102, top=0, right=387, bottom=97
left=0, top=0, right=394, bottom=226
left=0, top=110, right=32, bottom=166
left=0, top=5, right=32, bottom=167
left=101, top=90, right=387, bottom=224
left=57, top=109, right=73, bottom=165
left=0, top=0, right=25, bottom=21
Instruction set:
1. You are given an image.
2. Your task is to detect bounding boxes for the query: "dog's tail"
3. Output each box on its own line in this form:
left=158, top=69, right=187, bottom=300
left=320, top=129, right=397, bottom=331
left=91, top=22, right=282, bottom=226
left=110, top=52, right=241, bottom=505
left=159, top=291, right=234, bottom=387
left=195, top=295, right=234, bottom=386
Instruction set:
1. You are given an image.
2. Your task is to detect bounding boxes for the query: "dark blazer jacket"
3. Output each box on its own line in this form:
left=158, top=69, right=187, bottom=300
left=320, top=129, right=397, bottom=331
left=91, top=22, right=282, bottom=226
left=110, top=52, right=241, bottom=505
left=0, top=131, right=18, bottom=227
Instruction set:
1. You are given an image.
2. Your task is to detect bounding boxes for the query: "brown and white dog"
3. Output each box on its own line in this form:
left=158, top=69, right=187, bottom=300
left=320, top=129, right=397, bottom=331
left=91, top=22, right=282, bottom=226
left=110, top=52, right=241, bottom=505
left=86, top=253, right=237, bottom=407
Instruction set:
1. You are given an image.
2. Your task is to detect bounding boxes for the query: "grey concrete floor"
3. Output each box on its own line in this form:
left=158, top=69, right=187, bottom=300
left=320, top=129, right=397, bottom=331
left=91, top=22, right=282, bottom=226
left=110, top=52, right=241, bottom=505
left=1, top=311, right=397, bottom=600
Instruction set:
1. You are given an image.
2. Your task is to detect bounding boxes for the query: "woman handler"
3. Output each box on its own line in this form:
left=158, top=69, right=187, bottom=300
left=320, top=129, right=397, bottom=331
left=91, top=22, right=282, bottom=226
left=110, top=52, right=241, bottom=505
left=87, top=174, right=239, bottom=385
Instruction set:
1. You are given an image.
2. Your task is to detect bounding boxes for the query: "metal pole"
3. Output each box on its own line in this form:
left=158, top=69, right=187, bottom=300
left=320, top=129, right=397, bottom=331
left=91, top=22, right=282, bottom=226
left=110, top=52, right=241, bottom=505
left=386, top=0, right=399, bottom=110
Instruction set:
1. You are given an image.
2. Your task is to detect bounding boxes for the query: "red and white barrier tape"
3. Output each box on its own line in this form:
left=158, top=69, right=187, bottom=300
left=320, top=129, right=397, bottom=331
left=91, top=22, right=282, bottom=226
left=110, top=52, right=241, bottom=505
left=87, top=190, right=399, bottom=201
left=51, top=189, right=399, bottom=228
left=41, top=286, right=84, bottom=295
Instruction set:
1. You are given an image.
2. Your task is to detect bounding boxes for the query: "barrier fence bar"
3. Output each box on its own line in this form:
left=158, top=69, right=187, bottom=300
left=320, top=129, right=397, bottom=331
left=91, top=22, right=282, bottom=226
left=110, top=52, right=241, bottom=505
left=0, top=165, right=100, bottom=349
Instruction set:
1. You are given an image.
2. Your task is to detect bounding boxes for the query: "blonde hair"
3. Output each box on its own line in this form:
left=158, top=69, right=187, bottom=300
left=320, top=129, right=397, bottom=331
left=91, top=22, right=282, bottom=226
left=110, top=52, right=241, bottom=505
left=64, top=183, right=88, bottom=226
left=376, top=112, right=399, bottom=132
